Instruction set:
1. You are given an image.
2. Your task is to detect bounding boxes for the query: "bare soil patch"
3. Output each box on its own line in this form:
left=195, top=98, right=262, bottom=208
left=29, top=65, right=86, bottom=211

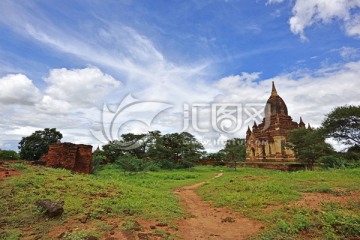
left=0, top=161, right=20, bottom=181
left=174, top=173, right=264, bottom=240
left=265, top=190, right=360, bottom=212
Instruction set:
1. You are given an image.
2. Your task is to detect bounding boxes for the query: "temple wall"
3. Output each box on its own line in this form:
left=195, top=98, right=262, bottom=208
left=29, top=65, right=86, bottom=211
left=41, top=143, right=92, bottom=174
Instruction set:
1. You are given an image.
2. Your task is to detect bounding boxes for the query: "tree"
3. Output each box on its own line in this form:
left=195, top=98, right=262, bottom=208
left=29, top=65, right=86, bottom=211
left=223, top=138, right=246, bottom=170
left=206, top=150, right=227, bottom=166
left=288, top=128, right=333, bottom=170
left=0, top=149, right=19, bottom=160
left=18, top=128, right=63, bottom=160
left=156, top=132, right=204, bottom=168
left=321, top=105, right=360, bottom=146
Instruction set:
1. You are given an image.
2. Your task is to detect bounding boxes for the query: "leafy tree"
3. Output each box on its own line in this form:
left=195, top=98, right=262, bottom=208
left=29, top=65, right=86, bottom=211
left=102, top=140, right=126, bottom=163
left=223, top=138, right=246, bottom=161
left=288, top=128, right=333, bottom=170
left=103, top=131, right=204, bottom=169
left=18, top=128, right=63, bottom=160
left=321, top=105, right=360, bottom=146
left=222, top=138, right=246, bottom=170
left=0, top=149, right=19, bottom=160
left=156, top=132, right=204, bottom=168
left=206, top=150, right=227, bottom=166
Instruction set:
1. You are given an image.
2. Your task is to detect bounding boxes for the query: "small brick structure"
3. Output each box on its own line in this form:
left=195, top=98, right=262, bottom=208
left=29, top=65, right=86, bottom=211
left=40, top=142, right=92, bottom=174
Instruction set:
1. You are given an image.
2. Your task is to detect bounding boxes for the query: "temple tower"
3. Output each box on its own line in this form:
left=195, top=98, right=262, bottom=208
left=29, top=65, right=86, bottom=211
left=245, top=82, right=306, bottom=162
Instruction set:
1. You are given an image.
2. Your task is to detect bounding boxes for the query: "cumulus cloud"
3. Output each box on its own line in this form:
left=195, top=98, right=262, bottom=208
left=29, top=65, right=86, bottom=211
left=0, top=74, right=42, bottom=105
left=36, top=95, right=72, bottom=114
left=289, top=0, right=360, bottom=40
left=44, top=67, right=121, bottom=107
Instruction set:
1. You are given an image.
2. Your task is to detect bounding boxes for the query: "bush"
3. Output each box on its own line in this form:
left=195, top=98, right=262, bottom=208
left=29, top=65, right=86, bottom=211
left=0, top=150, right=20, bottom=160
left=91, top=155, right=106, bottom=174
left=318, top=155, right=347, bottom=169
left=144, top=162, right=161, bottom=172
left=115, top=155, right=146, bottom=173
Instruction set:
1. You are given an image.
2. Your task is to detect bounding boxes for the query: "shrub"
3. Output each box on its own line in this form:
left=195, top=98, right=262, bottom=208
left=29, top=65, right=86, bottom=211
left=115, top=155, right=146, bottom=173
left=0, top=150, right=19, bottom=160
left=318, top=155, right=347, bottom=169
left=91, top=155, right=106, bottom=174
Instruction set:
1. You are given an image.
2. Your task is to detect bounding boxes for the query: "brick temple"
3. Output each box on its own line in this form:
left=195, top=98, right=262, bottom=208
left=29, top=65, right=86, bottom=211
left=245, top=82, right=308, bottom=164
left=40, top=142, right=92, bottom=174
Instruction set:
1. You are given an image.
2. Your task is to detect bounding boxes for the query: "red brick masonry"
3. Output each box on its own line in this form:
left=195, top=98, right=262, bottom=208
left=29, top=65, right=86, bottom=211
left=41, top=143, right=92, bottom=174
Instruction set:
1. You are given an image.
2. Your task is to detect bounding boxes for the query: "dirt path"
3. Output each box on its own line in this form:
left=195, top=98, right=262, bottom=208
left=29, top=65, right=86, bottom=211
left=174, top=172, right=263, bottom=240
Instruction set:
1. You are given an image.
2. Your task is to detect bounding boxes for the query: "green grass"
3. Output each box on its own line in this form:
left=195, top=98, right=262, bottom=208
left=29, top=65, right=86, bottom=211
left=0, top=163, right=221, bottom=239
left=2, top=163, right=360, bottom=239
left=197, top=167, right=360, bottom=239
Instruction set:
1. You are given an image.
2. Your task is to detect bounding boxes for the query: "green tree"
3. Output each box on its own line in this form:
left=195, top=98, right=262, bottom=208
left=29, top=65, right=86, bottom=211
left=223, top=138, right=246, bottom=170
left=288, top=128, right=333, bottom=170
left=156, top=132, right=204, bottom=168
left=206, top=150, right=227, bottom=166
left=102, top=131, right=204, bottom=169
left=0, top=149, right=20, bottom=160
left=321, top=105, right=360, bottom=146
left=18, top=128, right=63, bottom=160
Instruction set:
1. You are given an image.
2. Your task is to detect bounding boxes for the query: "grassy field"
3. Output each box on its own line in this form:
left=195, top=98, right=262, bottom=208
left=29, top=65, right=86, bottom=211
left=1, top=163, right=359, bottom=239
left=0, top=163, right=220, bottom=239
left=198, top=167, right=360, bottom=239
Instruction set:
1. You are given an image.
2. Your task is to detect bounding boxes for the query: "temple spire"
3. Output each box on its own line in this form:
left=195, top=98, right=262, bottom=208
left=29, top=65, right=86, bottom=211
left=271, top=81, right=278, bottom=97
left=299, top=117, right=305, bottom=128
left=246, top=126, right=251, bottom=134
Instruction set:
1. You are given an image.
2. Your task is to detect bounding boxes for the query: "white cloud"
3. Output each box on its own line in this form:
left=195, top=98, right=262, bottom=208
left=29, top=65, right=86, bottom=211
left=44, top=67, right=121, bottom=107
left=289, top=0, right=360, bottom=40
left=339, top=47, right=360, bottom=60
left=215, top=72, right=261, bottom=91
left=0, top=74, right=42, bottom=105
left=267, top=0, right=284, bottom=5
left=36, top=95, right=72, bottom=114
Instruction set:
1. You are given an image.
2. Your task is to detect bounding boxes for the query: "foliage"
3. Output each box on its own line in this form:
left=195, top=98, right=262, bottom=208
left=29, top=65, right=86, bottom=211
left=318, top=155, right=347, bottom=169
left=0, top=149, right=19, bottom=160
left=206, top=151, right=227, bottom=166
left=223, top=138, right=246, bottom=162
left=344, top=144, right=360, bottom=161
left=206, top=138, right=246, bottom=167
left=321, top=105, right=360, bottom=146
left=103, top=131, right=204, bottom=169
left=115, top=154, right=147, bottom=173
left=18, top=128, right=62, bottom=160
left=288, top=128, right=333, bottom=169
left=91, top=154, right=106, bottom=174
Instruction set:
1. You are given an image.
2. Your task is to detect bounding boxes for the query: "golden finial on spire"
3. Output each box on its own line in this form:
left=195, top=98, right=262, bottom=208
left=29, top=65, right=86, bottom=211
left=271, top=81, right=278, bottom=97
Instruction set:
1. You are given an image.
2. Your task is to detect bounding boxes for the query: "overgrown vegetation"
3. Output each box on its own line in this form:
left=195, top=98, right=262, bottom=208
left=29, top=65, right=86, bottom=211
left=198, top=167, right=360, bottom=239
left=0, top=149, right=19, bottom=160
left=0, top=163, right=218, bottom=239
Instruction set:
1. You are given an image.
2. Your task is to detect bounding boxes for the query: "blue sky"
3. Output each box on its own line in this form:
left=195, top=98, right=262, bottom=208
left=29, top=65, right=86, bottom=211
left=0, top=0, right=360, bottom=151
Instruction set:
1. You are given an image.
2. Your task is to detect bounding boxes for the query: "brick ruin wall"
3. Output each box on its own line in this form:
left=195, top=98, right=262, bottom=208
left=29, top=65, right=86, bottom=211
left=41, top=143, right=92, bottom=174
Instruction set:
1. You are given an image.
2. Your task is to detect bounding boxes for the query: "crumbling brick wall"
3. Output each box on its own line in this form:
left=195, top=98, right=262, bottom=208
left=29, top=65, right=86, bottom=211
left=41, top=143, right=92, bottom=174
